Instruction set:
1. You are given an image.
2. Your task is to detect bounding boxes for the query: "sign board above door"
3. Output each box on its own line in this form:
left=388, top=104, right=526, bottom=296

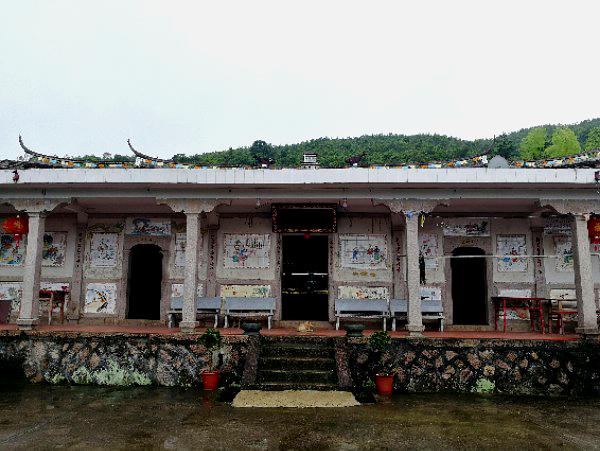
left=272, top=204, right=337, bottom=233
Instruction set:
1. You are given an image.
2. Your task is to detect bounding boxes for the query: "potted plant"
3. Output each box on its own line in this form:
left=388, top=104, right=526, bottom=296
left=368, top=331, right=394, bottom=396
left=198, top=328, right=222, bottom=391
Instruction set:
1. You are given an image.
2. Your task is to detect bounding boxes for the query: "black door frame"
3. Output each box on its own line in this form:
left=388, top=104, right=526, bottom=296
left=127, top=243, right=163, bottom=320
left=451, top=246, right=488, bottom=325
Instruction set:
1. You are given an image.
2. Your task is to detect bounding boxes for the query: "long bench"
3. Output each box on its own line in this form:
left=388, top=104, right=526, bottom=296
left=389, top=298, right=444, bottom=331
left=334, top=298, right=389, bottom=331
left=223, top=297, right=276, bottom=329
left=167, top=296, right=222, bottom=328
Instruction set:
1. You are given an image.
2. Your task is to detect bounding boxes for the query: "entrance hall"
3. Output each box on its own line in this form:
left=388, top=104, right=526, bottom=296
left=127, top=244, right=163, bottom=320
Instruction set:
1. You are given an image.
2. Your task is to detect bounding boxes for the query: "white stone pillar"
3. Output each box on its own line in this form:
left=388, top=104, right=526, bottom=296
left=571, top=214, right=599, bottom=335
left=405, top=212, right=424, bottom=335
left=181, top=212, right=201, bottom=333
left=17, top=212, right=45, bottom=330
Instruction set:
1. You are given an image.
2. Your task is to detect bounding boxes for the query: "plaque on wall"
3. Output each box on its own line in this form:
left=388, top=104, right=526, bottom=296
left=272, top=204, right=337, bottom=233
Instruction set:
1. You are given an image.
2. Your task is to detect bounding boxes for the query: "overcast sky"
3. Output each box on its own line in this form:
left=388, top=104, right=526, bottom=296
left=1, top=0, right=599, bottom=160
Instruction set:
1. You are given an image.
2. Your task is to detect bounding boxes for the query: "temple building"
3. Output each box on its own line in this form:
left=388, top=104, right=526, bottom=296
left=1, top=143, right=600, bottom=337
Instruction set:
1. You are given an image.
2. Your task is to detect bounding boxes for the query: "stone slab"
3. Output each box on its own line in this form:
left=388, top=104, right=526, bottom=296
left=232, top=390, right=360, bottom=408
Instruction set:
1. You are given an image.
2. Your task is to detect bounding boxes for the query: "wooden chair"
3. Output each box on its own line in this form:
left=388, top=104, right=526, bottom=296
left=547, top=299, right=577, bottom=334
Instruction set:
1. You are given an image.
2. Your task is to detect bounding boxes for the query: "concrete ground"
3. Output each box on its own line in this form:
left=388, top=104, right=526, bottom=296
left=1, top=383, right=600, bottom=450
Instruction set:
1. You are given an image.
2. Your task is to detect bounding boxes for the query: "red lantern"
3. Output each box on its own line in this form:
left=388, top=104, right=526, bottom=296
left=2, top=216, right=29, bottom=235
left=588, top=218, right=600, bottom=244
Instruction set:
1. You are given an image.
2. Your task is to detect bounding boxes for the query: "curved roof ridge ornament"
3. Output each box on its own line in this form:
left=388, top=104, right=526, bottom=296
left=127, top=139, right=173, bottom=164
left=19, top=135, right=61, bottom=159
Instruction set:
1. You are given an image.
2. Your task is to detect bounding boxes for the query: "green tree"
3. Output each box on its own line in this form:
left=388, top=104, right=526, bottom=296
left=492, top=134, right=518, bottom=159
left=584, top=126, right=600, bottom=151
left=544, top=127, right=581, bottom=158
left=249, top=140, right=274, bottom=162
left=519, top=127, right=547, bottom=160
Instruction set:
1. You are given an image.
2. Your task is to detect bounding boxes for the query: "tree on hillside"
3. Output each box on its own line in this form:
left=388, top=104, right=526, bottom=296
left=519, top=127, right=547, bottom=160
left=544, top=127, right=581, bottom=158
left=492, top=134, right=518, bottom=159
left=249, top=140, right=275, bottom=162
left=584, top=126, right=600, bottom=151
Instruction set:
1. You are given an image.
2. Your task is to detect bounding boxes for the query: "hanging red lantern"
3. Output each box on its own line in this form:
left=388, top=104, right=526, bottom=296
left=588, top=217, right=600, bottom=244
left=2, top=216, right=29, bottom=235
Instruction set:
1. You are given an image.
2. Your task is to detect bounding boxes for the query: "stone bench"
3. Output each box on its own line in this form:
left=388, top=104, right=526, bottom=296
left=334, top=298, right=389, bottom=331
left=167, top=296, right=222, bottom=328
left=223, top=297, right=276, bottom=329
left=390, top=298, right=445, bottom=331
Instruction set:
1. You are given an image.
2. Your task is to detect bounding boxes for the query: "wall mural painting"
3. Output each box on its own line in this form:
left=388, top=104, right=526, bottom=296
left=419, top=233, right=439, bottom=269
left=125, top=218, right=171, bottom=237
left=553, top=235, right=574, bottom=272
left=220, top=284, right=271, bottom=298
left=0, top=282, right=22, bottom=316
left=338, top=285, right=389, bottom=300
left=496, top=234, right=528, bottom=272
left=0, top=234, right=25, bottom=266
left=40, top=282, right=70, bottom=314
left=339, top=234, right=387, bottom=269
left=42, top=232, right=67, bottom=267
left=544, top=218, right=572, bottom=236
left=224, top=234, right=270, bottom=268
left=443, top=218, right=490, bottom=237
left=498, top=288, right=532, bottom=320
left=174, top=233, right=186, bottom=267
left=420, top=286, right=441, bottom=302
left=89, top=233, right=119, bottom=267
left=549, top=288, right=577, bottom=321
left=84, top=283, right=117, bottom=314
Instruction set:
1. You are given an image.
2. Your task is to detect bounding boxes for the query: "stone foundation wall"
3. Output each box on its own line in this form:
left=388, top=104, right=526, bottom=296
left=0, top=331, right=248, bottom=388
left=343, top=337, right=600, bottom=396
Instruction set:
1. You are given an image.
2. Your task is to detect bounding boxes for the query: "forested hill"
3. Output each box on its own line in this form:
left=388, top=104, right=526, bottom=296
left=171, top=118, right=600, bottom=168
left=77, top=118, right=600, bottom=168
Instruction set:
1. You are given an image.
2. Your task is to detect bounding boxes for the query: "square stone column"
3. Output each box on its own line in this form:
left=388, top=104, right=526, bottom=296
left=17, top=212, right=45, bottom=330
left=181, top=212, right=201, bottom=333
left=405, top=213, right=424, bottom=335
left=571, top=214, right=599, bottom=335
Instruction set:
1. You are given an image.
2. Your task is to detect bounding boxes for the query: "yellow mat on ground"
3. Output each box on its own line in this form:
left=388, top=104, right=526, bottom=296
left=232, top=390, right=360, bottom=408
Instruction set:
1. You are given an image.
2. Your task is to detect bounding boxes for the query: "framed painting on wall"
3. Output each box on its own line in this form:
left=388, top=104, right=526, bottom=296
left=553, top=236, right=574, bottom=272
left=84, top=283, right=117, bottom=314
left=125, top=218, right=171, bottom=237
left=339, top=234, right=388, bottom=269
left=223, top=234, right=270, bottom=268
left=496, top=234, right=527, bottom=272
left=42, top=232, right=67, bottom=267
left=89, top=233, right=119, bottom=268
left=338, top=285, right=390, bottom=300
left=420, top=233, right=439, bottom=269
left=0, top=234, right=25, bottom=266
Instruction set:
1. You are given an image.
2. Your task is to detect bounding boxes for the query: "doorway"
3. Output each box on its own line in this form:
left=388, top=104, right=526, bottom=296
left=127, top=244, right=163, bottom=320
left=451, top=246, right=487, bottom=325
left=281, top=235, right=329, bottom=320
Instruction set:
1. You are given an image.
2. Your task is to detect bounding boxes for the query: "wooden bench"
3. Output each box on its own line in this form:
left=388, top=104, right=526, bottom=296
left=390, top=298, right=445, bottom=331
left=167, top=296, right=222, bottom=329
left=223, top=297, right=276, bottom=329
left=334, top=298, right=389, bottom=331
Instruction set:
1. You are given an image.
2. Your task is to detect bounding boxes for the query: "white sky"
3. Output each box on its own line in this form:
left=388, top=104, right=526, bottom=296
left=1, top=0, right=599, bottom=160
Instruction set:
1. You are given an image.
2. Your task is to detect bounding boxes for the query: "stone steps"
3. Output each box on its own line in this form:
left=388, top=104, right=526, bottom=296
left=255, top=337, right=339, bottom=391
left=259, top=356, right=336, bottom=371
left=258, top=369, right=338, bottom=384
left=248, top=381, right=340, bottom=391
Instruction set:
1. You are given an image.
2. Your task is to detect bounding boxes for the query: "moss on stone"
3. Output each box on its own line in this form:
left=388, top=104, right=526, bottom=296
left=473, top=377, right=495, bottom=394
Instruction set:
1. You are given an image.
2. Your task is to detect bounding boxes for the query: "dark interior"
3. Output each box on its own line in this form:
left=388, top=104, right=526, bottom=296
left=273, top=206, right=336, bottom=232
left=281, top=235, right=329, bottom=320
left=451, top=246, right=487, bottom=325
left=127, top=244, right=163, bottom=320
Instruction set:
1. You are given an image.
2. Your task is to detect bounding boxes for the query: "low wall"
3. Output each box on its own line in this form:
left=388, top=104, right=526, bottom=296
left=0, top=331, right=249, bottom=388
left=343, top=337, right=600, bottom=396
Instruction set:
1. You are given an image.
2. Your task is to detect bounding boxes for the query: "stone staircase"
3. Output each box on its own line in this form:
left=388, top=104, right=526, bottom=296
left=251, top=337, right=339, bottom=391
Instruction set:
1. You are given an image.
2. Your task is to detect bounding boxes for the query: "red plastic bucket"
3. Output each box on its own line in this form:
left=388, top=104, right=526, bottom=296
left=375, top=374, right=394, bottom=396
left=201, top=371, right=219, bottom=391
